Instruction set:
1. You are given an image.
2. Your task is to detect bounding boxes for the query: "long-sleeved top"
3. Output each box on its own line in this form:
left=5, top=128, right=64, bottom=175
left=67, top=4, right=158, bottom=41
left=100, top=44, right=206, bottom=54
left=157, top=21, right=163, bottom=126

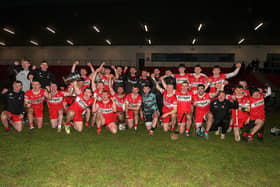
left=2, top=89, right=25, bottom=115
left=16, top=69, right=30, bottom=92
left=30, top=69, right=56, bottom=88
left=210, top=99, right=238, bottom=119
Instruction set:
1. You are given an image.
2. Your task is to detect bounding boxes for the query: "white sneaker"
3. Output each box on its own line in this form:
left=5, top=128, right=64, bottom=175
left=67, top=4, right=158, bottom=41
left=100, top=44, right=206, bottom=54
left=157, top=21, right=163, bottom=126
left=227, top=127, right=232, bottom=133
left=65, top=125, right=71, bottom=134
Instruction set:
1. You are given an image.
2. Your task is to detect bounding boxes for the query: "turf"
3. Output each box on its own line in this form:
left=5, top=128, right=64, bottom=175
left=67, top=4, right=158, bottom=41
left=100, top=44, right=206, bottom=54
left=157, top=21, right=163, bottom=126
left=0, top=111, right=280, bottom=187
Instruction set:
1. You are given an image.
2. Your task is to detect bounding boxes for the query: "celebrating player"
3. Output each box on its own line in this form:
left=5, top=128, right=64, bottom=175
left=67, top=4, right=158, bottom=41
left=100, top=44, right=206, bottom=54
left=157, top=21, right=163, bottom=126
left=208, top=63, right=241, bottom=96
left=174, top=64, right=190, bottom=92
left=188, top=65, right=208, bottom=94
left=64, top=81, right=94, bottom=134
left=94, top=90, right=118, bottom=134
left=71, top=61, right=95, bottom=88
left=46, top=82, right=72, bottom=132
left=154, top=77, right=177, bottom=132
left=242, top=86, right=271, bottom=142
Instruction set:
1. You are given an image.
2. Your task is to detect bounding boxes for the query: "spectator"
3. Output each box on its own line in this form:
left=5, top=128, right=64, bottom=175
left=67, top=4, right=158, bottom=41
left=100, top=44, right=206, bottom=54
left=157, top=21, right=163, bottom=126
left=16, top=59, right=32, bottom=92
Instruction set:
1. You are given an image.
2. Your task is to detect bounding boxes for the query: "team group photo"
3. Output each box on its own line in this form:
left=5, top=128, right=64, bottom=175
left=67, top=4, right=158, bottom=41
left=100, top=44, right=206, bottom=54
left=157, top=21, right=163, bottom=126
left=0, top=0, right=280, bottom=186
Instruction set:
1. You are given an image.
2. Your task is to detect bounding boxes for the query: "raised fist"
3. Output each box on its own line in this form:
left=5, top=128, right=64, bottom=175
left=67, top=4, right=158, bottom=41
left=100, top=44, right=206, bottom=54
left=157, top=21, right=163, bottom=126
left=1, top=88, right=8, bottom=94
left=236, top=63, right=241, bottom=68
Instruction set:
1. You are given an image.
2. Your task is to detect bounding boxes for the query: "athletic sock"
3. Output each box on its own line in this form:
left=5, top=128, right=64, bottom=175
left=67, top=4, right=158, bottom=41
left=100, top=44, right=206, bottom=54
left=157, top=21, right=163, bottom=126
left=57, top=124, right=61, bottom=128
left=135, top=124, right=138, bottom=128
left=186, top=128, right=190, bottom=132
left=65, top=122, right=71, bottom=126
left=29, top=123, right=34, bottom=128
left=229, top=125, right=233, bottom=128
left=5, top=127, right=10, bottom=131
left=151, top=127, right=155, bottom=132
left=205, top=130, right=209, bottom=134
left=97, top=127, right=101, bottom=133
left=242, top=132, right=248, bottom=137
left=85, top=121, right=89, bottom=127
left=258, top=132, right=263, bottom=138
left=171, top=127, right=174, bottom=131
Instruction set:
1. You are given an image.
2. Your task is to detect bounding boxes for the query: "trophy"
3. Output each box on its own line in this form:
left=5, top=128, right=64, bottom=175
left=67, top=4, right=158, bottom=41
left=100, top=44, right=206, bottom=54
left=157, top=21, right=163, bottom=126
left=63, top=72, right=81, bottom=85
left=241, top=107, right=250, bottom=112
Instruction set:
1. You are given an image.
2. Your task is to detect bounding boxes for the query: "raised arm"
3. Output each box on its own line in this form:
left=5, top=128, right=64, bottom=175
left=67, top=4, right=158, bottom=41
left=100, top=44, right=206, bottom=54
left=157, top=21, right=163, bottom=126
left=151, top=74, right=164, bottom=93
left=71, top=61, right=79, bottom=73
left=108, top=76, right=115, bottom=95
left=73, top=80, right=82, bottom=95
left=265, top=86, right=272, bottom=98
left=225, top=63, right=241, bottom=79
left=111, top=65, right=119, bottom=79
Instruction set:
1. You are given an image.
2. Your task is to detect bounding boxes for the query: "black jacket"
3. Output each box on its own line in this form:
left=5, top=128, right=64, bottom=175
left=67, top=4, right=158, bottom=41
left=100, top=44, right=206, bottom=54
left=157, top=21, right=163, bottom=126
left=2, top=89, right=25, bottom=115
left=30, top=69, right=56, bottom=88
left=210, top=99, right=238, bottom=119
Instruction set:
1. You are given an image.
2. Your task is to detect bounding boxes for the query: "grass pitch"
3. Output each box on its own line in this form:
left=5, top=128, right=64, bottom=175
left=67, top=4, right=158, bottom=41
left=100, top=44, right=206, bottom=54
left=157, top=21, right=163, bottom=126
left=0, top=110, right=280, bottom=187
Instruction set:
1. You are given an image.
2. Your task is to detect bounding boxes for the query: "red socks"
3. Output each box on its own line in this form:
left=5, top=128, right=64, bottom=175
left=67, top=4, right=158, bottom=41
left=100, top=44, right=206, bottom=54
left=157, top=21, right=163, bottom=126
left=242, top=132, right=248, bottom=137
left=205, top=130, right=209, bottom=134
left=65, top=122, right=71, bottom=126
left=5, top=127, right=10, bottom=131
left=186, top=128, right=190, bottom=132
left=85, top=121, right=89, bottom=127
left=97, top=128, right=101, bottom=133
left=135, top=124, right=138, bottom=128
left=29, top=123, right=34, bottom=128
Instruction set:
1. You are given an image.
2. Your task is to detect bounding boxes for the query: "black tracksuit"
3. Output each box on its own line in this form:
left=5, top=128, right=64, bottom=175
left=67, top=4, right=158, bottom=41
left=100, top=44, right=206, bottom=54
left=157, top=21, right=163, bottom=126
left=210, top=99, right=238, bottom=134
left=2, top=89, right=25, bottom=115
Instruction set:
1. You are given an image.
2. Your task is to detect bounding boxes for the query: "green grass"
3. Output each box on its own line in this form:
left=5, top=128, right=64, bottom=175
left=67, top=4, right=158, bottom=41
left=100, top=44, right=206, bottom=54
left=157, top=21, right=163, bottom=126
left=0, top=110, right=280, bottom=187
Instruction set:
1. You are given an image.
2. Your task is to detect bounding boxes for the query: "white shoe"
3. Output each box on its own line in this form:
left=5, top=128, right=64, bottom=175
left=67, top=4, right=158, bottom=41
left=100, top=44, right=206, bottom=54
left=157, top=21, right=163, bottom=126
left=227, top=127, right=232, bottom=133
left=221, top=134, right=225, bottom=140
left=65, top=125, right=71, bottom=134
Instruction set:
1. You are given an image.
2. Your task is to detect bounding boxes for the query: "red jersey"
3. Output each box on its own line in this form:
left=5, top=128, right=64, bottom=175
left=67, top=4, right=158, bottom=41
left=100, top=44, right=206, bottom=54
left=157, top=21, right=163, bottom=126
left=174, top=73, right=190, bottom=91
left=188, top=74, right=207, bottom=93
left=97, top=100, right=114, bottom=115
left=208, top=73, right=227, bottom=93
left=25, top=89, right=45, bottom=106
left=175, top=90, right=193, bottom=112
left=250, top=95, right=265, bottom=120
left=70, top=93, right=94, bottom=112
left=100, top=74, right=112, bottom=91
left=125, top=93, right=142, bottom=108
left=193, top=93, right=211, bottom=112
left=82, top=75, right=91, bottom=88
left=47, top=91, right=65, bottom=108
left=93, top=89, right=103, bottom=102
left=162, top=90, right=177, bottom=110
left=113, top=93, right=125, bottom=112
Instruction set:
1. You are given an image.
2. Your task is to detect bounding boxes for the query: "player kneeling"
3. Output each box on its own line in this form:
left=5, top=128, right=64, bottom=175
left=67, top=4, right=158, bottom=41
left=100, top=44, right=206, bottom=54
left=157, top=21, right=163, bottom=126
left=192, top=84, right=217, bottom=139
left=1, top=81, right=25, bottom=132
left=94, top=91, right=118, bottom=134
left=64, top=81, right=94, bottom=134
left=125, top=86, right=142, bottom=130
left=142, top=85, right=160, bottom=135
left=242, top=86, right=271, bottom=142
left=46, top=82, right=72, bottom=132
left=25, top=80, right=50, bottom=130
